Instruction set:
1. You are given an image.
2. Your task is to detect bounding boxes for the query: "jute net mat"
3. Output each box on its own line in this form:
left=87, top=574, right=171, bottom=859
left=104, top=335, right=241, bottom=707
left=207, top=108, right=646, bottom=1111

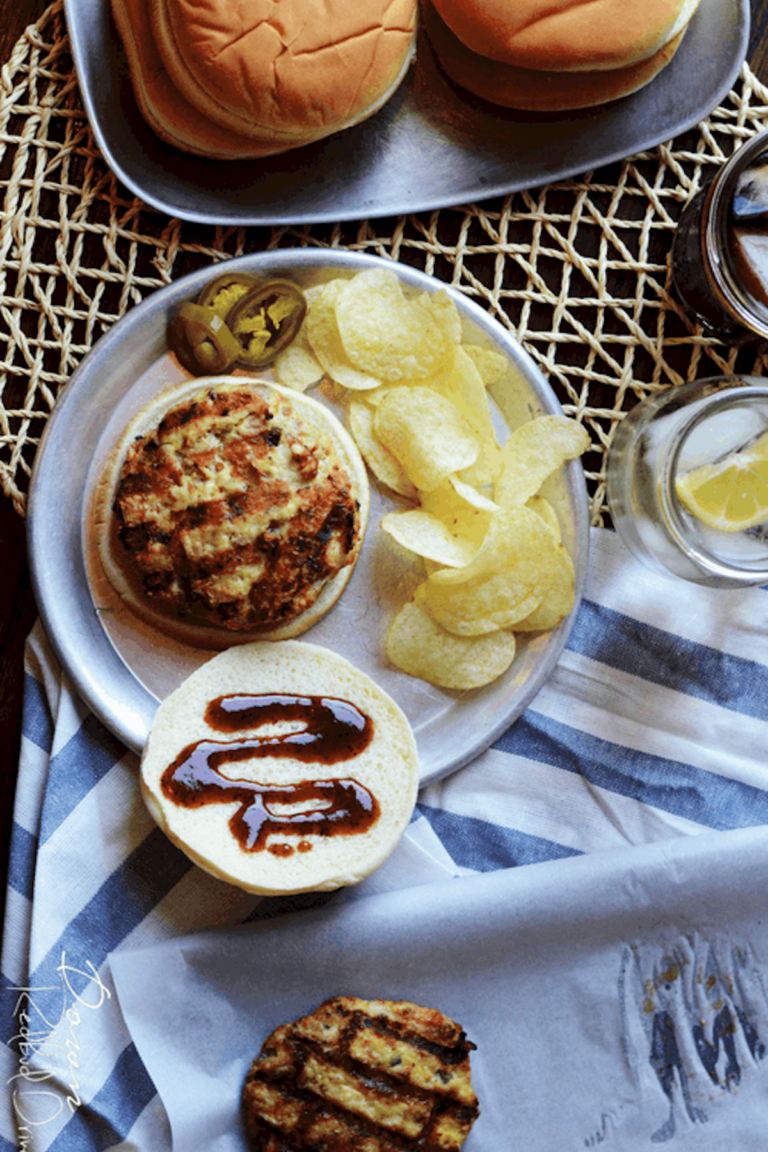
left=2, top=0, right=768, bottom=520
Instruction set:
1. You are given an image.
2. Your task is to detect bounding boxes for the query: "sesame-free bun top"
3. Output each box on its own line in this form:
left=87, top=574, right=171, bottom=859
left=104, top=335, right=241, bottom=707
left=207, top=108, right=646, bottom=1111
left=140, top=641, right=420, bottom=894
left=150, top=0, right=417, bottom=145
left=431, top=0, right=700, bottom=72
left=111, top=0, right=307, bottom=158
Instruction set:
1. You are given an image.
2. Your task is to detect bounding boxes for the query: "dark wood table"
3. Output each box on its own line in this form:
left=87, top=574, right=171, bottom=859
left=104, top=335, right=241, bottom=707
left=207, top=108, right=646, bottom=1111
left=0, top=0, right=49, bottom=933
left=2, top=0, right=768, bottom=930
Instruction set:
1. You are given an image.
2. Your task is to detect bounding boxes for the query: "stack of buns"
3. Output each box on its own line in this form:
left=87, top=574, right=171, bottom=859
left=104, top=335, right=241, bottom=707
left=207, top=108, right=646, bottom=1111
left=423, top=0, right=703, bottom=112
left=111, top=0, right=417, bottom=158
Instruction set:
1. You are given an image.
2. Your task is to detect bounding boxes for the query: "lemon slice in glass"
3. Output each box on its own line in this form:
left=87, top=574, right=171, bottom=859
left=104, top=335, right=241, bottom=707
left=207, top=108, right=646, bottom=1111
left=675, top=430, right=768, bottom=532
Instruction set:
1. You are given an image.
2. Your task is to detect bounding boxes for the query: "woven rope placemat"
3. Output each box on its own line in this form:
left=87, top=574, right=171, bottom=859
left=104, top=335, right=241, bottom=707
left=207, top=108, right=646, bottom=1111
left=2, top=0, right=768, bottom=521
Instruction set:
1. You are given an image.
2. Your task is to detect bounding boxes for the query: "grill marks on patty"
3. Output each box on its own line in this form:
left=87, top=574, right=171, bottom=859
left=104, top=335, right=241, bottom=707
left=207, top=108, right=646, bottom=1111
left=242, top=997, right=479, bottom=1151
left=112, top=385, right=362, bottom=630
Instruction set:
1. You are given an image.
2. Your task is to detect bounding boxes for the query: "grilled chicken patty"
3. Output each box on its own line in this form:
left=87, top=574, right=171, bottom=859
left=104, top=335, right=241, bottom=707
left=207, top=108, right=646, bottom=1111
left=111, top=381, right=363, bottom=632
left=242, top=996, right=479, bottom=1150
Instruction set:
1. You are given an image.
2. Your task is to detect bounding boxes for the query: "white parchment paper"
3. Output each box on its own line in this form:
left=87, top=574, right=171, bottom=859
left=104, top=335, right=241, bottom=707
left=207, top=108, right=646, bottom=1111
left=109, top=824, right=768, bottom=1151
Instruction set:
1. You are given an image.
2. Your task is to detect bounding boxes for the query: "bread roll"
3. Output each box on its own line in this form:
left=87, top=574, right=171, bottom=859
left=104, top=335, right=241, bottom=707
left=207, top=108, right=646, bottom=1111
left=110, top=0, right=298, bottom=158
left=432, top=0, right=699, bottom=72
left=140, top=641, right=421, bottom=894
left=424, top=0, right=701, bottom=111
left=92, top=378, right=369, bottom=647
left=150, top=0, right=417, bottom=147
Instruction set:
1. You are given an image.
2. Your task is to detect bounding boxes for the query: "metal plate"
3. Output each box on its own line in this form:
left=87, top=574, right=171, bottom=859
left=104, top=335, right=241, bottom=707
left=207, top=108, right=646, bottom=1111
left=28, top=249, right=589, bottom=786
left=63, top=0, right=748, bottom=226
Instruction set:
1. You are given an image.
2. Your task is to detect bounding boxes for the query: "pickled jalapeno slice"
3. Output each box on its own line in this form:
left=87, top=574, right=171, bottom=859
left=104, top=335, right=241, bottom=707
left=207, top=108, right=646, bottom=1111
left=226, top=279, right=307, bottom=368
left=167, top=302, right=241, bottom=375
left=197, top=272, right=257, bottom=319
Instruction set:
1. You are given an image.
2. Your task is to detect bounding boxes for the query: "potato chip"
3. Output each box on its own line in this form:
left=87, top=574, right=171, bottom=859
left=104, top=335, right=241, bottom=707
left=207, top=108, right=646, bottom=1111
left=495, top=416, right=590, bottom=508
left=272, top=299, right=325, bottom=391
left=419, top=289, right=463, bottom=347
left=525, top=494, right=561, bottom=541
left=449, top=475, right=500, bottom=512
left=334, top=268, right=449, bottom=382
left=513, top=545, right=575, bottom=632
left=352, top=383, right=395, bottom=407
left=306, top=279, right=383, bottom=391
left=381, top=510, right=478, bottom=568
left=417, top=506, right=559, bottom=634
left=420, top=481, right=494, bottom=550
left=462, top=343, right=509, bottom=385
left=386, top=601, right=517, bottom=690
left=347, top=399, right=417, bottom=498
left=374, top=386, right=479, bottom=491
left=429, top=504, right=555, bottom=587
left=426, top=346, right=503, bottom=487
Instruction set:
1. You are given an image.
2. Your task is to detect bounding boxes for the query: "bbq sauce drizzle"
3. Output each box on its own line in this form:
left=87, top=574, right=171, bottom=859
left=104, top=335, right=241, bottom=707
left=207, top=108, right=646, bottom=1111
left=160, top=694, right=379, bottom=854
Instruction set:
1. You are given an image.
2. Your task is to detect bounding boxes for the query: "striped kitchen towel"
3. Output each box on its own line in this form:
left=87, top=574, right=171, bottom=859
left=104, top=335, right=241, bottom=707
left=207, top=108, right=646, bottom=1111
left=3, top=526, right=768, bottom=1151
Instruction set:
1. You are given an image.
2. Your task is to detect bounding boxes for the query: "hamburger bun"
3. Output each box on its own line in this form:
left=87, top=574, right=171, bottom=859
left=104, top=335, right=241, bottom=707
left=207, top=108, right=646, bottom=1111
left=140, top=641, right=421, bottom=894
left=148, top=0, right=417, bottom=149
left=243, top=996, right=479, bottom=1148
left=424, top=0, right=702, bottom=111
left=92, top=377, right=369, bottom=648
left=110, top=0, right=306, bottom=159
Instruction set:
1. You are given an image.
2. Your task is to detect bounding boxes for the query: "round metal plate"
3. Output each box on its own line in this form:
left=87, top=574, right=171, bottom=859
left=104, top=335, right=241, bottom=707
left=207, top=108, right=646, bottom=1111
left=28, top=249, right=589, bottom=786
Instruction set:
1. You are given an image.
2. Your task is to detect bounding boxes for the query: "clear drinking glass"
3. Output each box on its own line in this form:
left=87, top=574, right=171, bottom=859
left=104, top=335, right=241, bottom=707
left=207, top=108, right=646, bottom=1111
left=606, top=375, right=768, bottom=587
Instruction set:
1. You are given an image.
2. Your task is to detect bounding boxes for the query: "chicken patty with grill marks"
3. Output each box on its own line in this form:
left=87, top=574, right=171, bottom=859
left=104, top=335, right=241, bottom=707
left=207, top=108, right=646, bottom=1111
left=96, top=378, right=369, bottom=643
left=242, top=996, right=479, bottom=1151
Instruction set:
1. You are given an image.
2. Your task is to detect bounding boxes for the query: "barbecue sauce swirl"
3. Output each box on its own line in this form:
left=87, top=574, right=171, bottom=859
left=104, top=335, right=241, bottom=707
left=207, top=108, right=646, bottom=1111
left=160, top=693, right=379, bottom=854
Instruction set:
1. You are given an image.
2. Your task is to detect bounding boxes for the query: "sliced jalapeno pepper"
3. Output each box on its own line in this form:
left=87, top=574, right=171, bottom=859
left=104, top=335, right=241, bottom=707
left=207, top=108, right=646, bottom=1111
left=226, top=279, right=307, bottom=368
left=167, top=301, right=241, bottom=375
left=196, top=272, right=257, bottom=319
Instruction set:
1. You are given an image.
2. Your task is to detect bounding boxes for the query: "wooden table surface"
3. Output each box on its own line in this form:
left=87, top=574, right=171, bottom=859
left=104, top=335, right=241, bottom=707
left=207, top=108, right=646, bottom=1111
left=1, top=0, right=768, bottom=930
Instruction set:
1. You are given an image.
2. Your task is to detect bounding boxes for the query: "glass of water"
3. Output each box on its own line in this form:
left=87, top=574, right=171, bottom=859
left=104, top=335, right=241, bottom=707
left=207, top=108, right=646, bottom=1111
left=606, top=375, right=768, bottom=587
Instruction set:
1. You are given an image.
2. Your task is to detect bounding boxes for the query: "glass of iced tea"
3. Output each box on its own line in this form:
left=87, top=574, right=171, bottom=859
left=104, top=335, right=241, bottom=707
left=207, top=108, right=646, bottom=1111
left=672, top=128, right=768, bottom=343
left=606, top=376, right=768, bottom=587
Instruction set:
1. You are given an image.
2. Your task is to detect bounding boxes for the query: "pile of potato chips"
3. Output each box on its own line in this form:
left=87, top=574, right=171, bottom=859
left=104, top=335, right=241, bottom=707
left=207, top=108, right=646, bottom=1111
left=273, top=266, right=589, bottom=691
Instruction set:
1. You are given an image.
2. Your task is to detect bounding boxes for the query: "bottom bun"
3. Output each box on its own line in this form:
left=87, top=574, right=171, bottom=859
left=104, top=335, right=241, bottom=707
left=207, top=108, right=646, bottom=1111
left=140, top=641, right=421, bottom=894
left=92, top=377, right=369, bottom=648
left=423, top=0, right=688, bottom=112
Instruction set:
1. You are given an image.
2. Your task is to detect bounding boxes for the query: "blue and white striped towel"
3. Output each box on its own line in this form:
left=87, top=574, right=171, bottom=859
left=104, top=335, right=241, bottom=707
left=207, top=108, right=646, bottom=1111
left=3, top=526, right=768, bottom=1151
